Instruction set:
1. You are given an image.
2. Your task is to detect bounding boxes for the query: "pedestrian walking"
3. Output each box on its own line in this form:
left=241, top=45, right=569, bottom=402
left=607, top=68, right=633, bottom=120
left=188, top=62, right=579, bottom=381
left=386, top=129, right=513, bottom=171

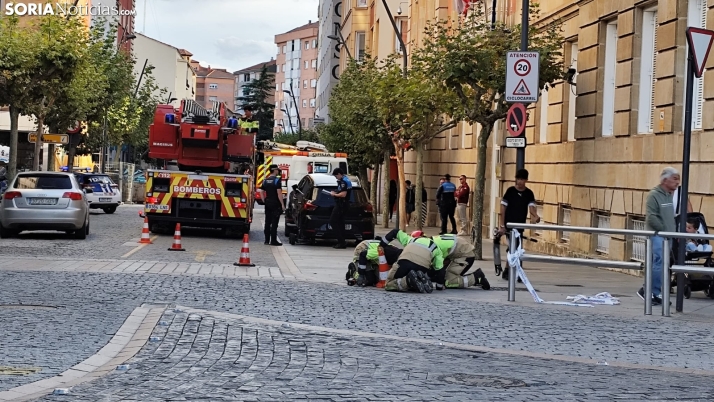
left=436, top=174, right=457, bottom=235
left=455, top=175, right=470, bottom=236
left=388, top=180, right=397, bottom=221
left=405, top=180, right=415, bottom=226
left=259, top=164, right=285, bottom=246
left=329, top=168, right=350, bottom=249
left=637, top=167, right=679, bottom=306
left=496, top=169, right=540, bottom=280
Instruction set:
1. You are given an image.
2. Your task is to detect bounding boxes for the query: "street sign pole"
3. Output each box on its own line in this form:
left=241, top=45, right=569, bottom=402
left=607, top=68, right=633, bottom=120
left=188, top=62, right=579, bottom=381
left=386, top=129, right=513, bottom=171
left=677, top=55, right=694, bottom=312
left=516, top=0, right=529, bottom=171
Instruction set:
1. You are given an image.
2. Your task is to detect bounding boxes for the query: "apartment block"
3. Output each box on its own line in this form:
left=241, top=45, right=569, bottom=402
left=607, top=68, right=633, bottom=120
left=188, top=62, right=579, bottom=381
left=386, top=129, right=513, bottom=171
left=274, top=21, right=319, bottom=134
left=233, top=59, right=277, bottom=113
left=191, top=61, right=237, bottom=111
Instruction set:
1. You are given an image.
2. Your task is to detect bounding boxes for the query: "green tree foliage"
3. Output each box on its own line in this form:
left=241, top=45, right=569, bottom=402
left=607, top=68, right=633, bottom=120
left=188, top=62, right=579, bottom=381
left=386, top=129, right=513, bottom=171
left=414, top=6, right=564, bottom=258
left=237, top=64, right=276, bottom=141
left=0, top=16, right=38, bottom=180
left=272, top=129, right=320, bottom=146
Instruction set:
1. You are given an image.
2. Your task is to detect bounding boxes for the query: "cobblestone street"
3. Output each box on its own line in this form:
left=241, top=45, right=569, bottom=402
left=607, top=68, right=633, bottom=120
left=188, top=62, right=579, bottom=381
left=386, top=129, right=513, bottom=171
left=2, top=206, right=714, bottom=400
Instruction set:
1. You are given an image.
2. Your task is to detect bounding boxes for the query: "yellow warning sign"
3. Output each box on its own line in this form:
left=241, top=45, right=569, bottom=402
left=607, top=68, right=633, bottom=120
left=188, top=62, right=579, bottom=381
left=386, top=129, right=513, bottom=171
left=28, top=133, right=69, bottom=144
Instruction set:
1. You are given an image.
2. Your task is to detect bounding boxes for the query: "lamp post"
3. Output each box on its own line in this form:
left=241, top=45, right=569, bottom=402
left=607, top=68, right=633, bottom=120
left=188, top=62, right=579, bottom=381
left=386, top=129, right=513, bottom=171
left=327, top=33, right=354, bottom=61
left=382, top=0, right=407, bottom=78
left=281, top=108, right=295, bottom=134
left=283, top=81, right=302, bottom=138
left=515, top=0, right=529, bottom=171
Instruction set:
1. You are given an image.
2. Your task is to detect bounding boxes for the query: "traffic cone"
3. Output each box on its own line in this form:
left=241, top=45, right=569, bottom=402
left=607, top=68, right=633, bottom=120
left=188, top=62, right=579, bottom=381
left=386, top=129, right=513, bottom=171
left=138, top=216, right=152, bottom=244
left=376, top=246, right=390, bottom=288
left=234, top=234, right=255, bottom=267
left=167, top=223, right=185, bottom=251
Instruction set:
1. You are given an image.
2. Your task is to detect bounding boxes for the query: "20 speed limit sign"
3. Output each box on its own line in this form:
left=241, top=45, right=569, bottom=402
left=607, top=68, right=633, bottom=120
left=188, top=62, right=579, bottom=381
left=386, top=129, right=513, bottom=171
left=506, top=51, right=539, bottom=103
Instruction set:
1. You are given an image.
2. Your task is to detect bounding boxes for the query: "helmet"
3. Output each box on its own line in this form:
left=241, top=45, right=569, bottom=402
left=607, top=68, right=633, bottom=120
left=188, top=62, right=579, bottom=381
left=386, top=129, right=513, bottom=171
left=410, top=230, right=424, bottom=238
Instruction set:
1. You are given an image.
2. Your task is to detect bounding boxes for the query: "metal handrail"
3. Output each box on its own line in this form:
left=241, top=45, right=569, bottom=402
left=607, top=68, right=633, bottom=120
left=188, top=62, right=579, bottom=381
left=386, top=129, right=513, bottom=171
left=520, top=254, right=643, bottom=270
left=507, top=223, right=656, bottom=237
left=656, top=231, right=714, bottom=240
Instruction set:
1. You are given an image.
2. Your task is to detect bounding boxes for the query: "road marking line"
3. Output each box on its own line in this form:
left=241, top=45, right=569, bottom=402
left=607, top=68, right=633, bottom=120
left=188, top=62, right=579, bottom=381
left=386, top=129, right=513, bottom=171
left=121, top=236, right=159, bottom=258
left=193, top=250, right=213, bottom=263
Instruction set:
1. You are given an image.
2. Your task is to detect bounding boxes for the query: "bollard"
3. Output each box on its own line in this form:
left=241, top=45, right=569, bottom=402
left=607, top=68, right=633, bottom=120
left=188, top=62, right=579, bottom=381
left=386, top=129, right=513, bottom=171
left=662, top=238, right=671, bottom=316
left=644, top=236, right=653, bottom=315
left=508, top=230, right=517, bottom=302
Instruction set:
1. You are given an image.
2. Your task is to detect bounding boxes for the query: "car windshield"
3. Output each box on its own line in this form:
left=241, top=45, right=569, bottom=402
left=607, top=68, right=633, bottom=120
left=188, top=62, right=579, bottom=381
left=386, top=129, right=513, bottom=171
left=311, top=186, right=368, bottom=207
left=14, top=175, right=72, bottom=190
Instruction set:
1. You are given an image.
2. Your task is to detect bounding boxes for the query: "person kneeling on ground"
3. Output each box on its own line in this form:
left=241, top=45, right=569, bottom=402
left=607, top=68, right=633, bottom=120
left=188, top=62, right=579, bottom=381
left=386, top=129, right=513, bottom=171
left=346, top=239, right=403, bottom=287
left=380, top=228, right=416, bottom=247
left=385, top=233, right=445, bottom=293
left=432, top=234, right=490, bottom=290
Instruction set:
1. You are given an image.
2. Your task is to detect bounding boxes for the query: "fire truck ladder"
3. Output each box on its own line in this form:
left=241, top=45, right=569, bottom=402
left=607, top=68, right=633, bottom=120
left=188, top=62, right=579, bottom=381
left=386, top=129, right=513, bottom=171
left=182, top=99, right=221, bottom=125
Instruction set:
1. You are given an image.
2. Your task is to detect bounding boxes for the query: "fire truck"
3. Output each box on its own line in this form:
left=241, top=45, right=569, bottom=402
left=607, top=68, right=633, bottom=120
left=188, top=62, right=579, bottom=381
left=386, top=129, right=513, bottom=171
left=254, top=141, right=349, bottom=205
left=144, top=99, right=255, bottom=236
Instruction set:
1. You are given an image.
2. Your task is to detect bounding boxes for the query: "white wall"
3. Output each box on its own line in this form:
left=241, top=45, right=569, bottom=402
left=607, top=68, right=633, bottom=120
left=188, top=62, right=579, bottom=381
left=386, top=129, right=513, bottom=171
left=133, top=34, right=186, bottom=107
left=316, top=0, right=341, bottom=123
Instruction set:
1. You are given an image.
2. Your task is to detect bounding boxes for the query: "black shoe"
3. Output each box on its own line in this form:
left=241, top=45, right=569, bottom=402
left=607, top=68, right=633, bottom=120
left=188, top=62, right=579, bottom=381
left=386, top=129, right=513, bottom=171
left=333, top=243, right=346, bottom=249
left=636, top=287, right=645, bottom=300
left=417, top=271, right=434, bottom=293
left=270, top=241, right=283, bottom=246
left=406, top=270, right=427, bottom=293
left=264, top=240, right=270, bottom=245
left=474, top=269, right=490, bottom=290
left=451, top=230, right=458, bottom=235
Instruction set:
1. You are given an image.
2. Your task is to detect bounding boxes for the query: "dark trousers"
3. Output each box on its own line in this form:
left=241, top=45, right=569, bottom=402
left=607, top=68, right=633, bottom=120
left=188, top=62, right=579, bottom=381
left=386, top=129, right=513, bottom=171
left=393, top=259, right=429, bottom=279
left=440, top=202, right=457, bottom=233
left=358, top=244, right=402, bottom=268
left=263, top=203, right=281, bottom=243
left=330, top=205, right=346, bottom=245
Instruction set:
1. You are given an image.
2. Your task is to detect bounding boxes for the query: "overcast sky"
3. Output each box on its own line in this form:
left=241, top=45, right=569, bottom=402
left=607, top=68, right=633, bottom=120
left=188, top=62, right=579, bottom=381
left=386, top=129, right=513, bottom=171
left=136, top=0, right=319, bottom=72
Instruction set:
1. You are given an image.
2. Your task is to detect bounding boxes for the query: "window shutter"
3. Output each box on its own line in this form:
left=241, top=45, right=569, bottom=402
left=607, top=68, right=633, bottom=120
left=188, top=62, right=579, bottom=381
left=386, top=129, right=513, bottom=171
left=649, top=11, right=658, bottom=132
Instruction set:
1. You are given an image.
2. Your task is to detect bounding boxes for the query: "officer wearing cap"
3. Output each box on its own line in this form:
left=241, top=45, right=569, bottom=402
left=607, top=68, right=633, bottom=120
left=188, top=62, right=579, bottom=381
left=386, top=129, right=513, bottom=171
left=329, top=168, right=350, bottom=249
left=260, top=164, right=285, bottom=246
left=239, top=105, right=259, bottom=134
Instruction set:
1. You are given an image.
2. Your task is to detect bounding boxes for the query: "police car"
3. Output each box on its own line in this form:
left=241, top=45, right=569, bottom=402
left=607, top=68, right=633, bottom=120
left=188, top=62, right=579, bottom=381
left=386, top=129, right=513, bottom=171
left=75, top=173, right=121, bottom=214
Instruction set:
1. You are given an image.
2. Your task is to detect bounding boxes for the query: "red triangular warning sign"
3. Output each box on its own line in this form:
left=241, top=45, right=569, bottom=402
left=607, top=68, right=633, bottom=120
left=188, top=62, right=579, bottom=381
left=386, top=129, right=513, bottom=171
left=513, top=79, right=531, bottom=96
left=687, top=27, right=714, bottom=78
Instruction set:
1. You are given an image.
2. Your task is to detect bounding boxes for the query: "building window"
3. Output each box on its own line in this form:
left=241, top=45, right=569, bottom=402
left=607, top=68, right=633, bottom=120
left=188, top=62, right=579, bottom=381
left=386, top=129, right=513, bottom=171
left=567, top=41, right=578, bottom=141
left=629, top=215, right=647, bottom=262
left=209, top=83, right=218, bottom=89
left=687, top=0, right=707, bottom=130
left=638, top=8, right=658, bottom=134
left=594, top=211, right=611, bottom=254
left=196, top=95, right=205, bottom=101
left=312, top=39, right=317, bottom=48
left=196, top=83, right=205, bottom=89
left=302, top=99, right=308, bottom=107
left=209, top=96, right=218, bottom=102
left=277, top=46, right=281, bottom=55
left=282, top=45, right=287, bottom=53
left=281, top=64, right=285, bottom=72
left=559, top=205, right=571, bottom=243
left=395, top=18, right=407, bottom=53
left=305, top=41, right=310, bottom=50
left=357, top=0, right=367, bottom=7
left=355, top=32, right=366, bottom=61
left=602, top=21, right=618, bottom=137
left=310, top=98, right=316, bottom=107
left=311, top=79, right=317, bottom=88
left=305, top=60, right=309, bottom=69
left=303, top=80, right=308, bottom=88
left=244, top=73, right=250, bottom=82
left=312, top=59, right=317, bottom=69
left=539, top=86, right=549, bottom=144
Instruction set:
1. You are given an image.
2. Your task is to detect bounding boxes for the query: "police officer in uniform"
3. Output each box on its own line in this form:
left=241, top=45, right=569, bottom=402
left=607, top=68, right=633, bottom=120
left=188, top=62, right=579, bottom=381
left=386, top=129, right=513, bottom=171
left=436, top=174, right=458, bottom=235
left=239, top=105, right=260, bottom=134
left=260, top=164, right=285, bottom=246
left=329, top=168, right=350, bottom=249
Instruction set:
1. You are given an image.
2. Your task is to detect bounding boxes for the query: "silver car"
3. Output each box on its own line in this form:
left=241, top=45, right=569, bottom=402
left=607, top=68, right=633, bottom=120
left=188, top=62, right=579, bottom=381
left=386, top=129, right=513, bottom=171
left=0, top=171, right=90, bottom=239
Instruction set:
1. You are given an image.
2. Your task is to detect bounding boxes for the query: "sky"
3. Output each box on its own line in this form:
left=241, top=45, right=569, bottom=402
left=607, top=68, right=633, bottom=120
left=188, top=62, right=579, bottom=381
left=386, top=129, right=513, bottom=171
left=135, top=0, right=320, bottom=72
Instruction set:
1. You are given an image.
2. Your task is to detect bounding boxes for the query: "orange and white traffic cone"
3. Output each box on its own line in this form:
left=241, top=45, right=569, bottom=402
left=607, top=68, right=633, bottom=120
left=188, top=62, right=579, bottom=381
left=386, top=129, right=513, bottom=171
left=376, top=246, right=390, bottom=288
left=234, top=234, right=255, bottom=267
left=138, top=216, right=152, bottom=244
left=167, top=223, right=185, bottom=251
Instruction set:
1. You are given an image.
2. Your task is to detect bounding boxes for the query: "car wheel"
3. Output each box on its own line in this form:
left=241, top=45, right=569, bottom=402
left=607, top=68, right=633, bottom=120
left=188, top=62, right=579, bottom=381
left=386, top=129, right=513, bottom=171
left=75, top=221, right=88, bottom=240
left=0, top=225, right=15, bottom=239
left=289, top=233, right=297, bottom=245
left=103, top=206, right=117, bottom=214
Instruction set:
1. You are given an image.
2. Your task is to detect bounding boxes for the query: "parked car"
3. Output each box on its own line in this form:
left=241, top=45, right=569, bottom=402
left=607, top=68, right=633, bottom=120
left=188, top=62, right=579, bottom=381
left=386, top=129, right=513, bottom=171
left=285, top=173, right=374, bottom=245
left=75, top=173, right=121, bottom=214
left=0, top=171, right=91, bottom=239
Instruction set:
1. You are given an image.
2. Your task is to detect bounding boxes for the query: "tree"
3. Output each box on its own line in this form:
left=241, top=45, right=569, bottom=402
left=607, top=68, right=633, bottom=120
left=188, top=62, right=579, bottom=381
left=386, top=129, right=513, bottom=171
left=20, top=13, right=89, bottom=171
left=0, top=17, right=37, bottom=180
left=414, top=6, right=564, bottom=258
left=371, top=57, right=460, bottom=230
left=237, top=64, right=276, bottom=141
left=273, top=129, right=320, bottom=146
left=325, top=58, right=391, bottom=221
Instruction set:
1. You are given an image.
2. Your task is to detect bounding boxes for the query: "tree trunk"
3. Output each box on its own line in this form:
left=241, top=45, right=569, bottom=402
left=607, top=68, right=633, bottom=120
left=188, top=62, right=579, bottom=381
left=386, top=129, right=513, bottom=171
left=381, top=149, right=390, bottom=228
left=67, top=145, right=77, bottom=175
left=46, top=144, right=55, bottom=171
left=370, top=163, right=380, bottom=222
left=395, top=147, right=407, bottom=231
left=471, top=124, right=492, bottom=260
left=359, top=165, right=369, bottom=196
left=415, top=141, right=424, bottom=230
left=33, top=116, right=44, bottom=171
left=8, top=106, right=20, bottom=182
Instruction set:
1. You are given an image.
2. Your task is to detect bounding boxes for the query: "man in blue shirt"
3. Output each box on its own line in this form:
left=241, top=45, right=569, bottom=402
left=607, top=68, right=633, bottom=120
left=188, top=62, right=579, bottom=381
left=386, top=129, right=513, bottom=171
left=436, top=174, right=457, bottom=235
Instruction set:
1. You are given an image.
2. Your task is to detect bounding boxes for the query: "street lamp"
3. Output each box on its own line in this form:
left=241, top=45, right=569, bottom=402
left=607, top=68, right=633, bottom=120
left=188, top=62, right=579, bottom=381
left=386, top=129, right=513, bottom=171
left=283, top=82, right=303, bottom=138
left=382, top=0, right=408, bottom=78
left=327, top=32, right=354, bottom=60
left=280, top=108, right=295, bottom=134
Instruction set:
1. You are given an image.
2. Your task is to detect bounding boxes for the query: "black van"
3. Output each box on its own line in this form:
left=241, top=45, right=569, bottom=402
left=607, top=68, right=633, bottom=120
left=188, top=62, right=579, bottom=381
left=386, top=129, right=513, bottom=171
left=285, top=174, right=375, bottom=245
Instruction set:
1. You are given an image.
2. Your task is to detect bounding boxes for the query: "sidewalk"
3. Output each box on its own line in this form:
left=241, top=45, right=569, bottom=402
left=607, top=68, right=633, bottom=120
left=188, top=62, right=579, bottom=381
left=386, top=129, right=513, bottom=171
left=276, top=214, right=714, bottom=321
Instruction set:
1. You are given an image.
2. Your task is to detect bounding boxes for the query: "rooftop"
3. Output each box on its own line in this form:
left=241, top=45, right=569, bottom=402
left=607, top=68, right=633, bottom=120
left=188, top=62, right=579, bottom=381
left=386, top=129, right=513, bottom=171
left=233, top=59, right=277, bottom=75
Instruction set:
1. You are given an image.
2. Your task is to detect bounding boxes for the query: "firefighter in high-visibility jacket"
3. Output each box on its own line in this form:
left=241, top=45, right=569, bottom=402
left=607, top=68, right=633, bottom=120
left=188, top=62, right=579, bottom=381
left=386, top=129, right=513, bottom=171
left=346, top=230, right=415, bottom=287
left=385, top=234, right=445, bottom=293
left=432, top=234, right=490, bottom=290
left=239, top=105, right=259, bottom=134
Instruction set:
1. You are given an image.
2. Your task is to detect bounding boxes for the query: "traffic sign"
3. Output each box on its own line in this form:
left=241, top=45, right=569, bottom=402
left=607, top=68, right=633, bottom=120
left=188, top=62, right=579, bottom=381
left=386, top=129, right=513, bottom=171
left=506, top=51, right=540, bottom=103
left=506, top=137, right=526, bottom=148
left=506, top=103, right=527, bottom=137
left=28, top=133, right=69, bottom=144
left=686, top=27, right=714, bottom=78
